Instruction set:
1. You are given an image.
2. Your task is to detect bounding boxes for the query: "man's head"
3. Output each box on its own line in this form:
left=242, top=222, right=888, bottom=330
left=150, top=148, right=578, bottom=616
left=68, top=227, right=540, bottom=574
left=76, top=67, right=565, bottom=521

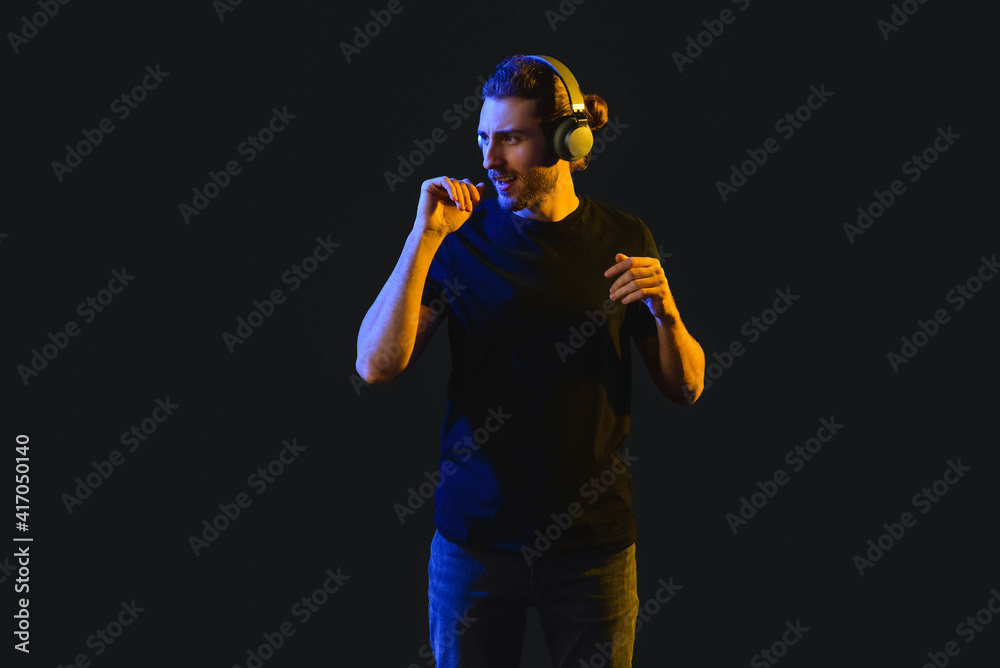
left=478, top=55, right=608, bottom=215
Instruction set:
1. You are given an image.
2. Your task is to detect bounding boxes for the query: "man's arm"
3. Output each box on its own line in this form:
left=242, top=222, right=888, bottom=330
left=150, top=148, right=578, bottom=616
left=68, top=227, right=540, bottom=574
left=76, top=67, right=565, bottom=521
left=635, top=317, right=705, bottom=405
left=355, top=176, right=483, bottom=384
left=606, top=252, right=705, bottom=405
left=355, top=230, right=447, bottom=384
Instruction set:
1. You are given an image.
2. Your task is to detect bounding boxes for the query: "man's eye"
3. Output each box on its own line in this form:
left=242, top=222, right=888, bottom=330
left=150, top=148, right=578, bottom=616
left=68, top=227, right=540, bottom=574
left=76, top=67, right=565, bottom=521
left=478, top=135, right=517, bottom=145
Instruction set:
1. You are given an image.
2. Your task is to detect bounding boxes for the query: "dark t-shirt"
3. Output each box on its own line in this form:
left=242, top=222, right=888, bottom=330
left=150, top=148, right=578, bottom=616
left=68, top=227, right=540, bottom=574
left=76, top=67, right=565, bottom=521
left=420, top=195, right=660, bottom=554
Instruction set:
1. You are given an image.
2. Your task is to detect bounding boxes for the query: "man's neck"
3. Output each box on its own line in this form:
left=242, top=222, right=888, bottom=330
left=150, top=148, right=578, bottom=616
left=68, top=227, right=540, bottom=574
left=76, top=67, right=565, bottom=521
left=514, top=170, right=579, bottom=222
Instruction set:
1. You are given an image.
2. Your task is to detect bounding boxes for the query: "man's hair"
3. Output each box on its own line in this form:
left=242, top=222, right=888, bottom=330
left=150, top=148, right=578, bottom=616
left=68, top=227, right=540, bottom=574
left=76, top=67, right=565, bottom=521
left=481, top=55, right=609, bottom=172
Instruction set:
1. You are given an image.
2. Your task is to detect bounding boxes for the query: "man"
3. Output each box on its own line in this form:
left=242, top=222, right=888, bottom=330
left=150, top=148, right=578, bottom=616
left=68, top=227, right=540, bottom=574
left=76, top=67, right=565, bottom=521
left=356, top=55, right=705, bottom=667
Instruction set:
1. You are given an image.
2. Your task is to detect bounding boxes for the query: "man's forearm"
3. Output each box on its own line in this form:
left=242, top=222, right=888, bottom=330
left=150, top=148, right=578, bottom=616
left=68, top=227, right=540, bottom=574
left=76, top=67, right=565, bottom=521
left=355, top=226, right=445, bottom=383
left=652, top=313, right=706, bottom=405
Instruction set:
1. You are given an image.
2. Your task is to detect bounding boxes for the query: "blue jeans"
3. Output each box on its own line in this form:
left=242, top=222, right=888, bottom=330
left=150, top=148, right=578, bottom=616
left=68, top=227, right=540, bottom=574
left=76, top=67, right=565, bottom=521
left=428, top=530, right=639, bottom=668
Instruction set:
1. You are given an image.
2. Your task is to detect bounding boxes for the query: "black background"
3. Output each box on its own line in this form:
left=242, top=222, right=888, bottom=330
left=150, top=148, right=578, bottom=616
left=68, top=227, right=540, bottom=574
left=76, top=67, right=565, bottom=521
left=4, top=0, right=996, bottom=666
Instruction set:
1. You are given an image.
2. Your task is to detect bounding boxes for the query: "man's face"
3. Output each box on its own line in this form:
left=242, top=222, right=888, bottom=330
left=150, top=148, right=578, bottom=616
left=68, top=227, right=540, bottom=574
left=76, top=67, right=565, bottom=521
left=478, top=96, right=561, bottom=213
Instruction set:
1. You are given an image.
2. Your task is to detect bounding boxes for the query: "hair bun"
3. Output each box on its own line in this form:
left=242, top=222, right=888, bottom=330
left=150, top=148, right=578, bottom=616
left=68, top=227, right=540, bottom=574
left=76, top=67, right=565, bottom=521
left=584, top=93, right=608, bottom=131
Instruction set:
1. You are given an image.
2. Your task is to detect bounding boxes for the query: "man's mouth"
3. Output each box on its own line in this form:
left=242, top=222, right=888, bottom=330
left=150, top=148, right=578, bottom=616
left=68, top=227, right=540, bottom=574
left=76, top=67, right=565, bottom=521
left=493, top=175, right=517, bottom=190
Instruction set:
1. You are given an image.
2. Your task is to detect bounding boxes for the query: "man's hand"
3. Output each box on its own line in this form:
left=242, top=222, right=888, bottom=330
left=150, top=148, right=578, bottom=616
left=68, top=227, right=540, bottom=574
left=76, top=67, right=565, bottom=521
left=606, top=252, right=705, bottom=404
left=605, top=253, right=678, bottom=320
left=415, top=176, right=485, bottom=236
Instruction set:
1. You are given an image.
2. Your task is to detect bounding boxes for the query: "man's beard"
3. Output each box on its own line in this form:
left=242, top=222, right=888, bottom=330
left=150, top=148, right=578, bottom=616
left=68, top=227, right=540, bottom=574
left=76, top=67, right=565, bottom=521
left=492, top=164, right=560, bottom=212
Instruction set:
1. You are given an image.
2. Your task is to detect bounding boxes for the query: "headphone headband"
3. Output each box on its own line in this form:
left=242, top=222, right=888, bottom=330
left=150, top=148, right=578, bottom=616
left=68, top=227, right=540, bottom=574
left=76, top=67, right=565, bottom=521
left=522, top=55, right=586, bottom=114
left=520, top=55, right=594, bottom=162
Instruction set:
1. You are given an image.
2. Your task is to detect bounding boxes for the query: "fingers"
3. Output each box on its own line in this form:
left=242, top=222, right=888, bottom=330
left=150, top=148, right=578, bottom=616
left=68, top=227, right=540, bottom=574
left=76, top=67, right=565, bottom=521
left=607, top=255, right=666, bottom=305
left=445, top=177, right=463, bottom=211
left=610, top=265, right=664, bottom=292
left=460, top=178, right=481, bottom=210
left=426, top=177, right=464, bottom=211
left=604, top=254, right=658, bottom=278
left=444, top=177, right=472, bottom=212
left=461, top=178, right=485, bottom=207
left=610, top=276, right=662, bottom=302
left=604, top=254, right=631, bottom=278
left=424, top=176, right=486, bottom=214
left=431, top=177, right=459, bottom=209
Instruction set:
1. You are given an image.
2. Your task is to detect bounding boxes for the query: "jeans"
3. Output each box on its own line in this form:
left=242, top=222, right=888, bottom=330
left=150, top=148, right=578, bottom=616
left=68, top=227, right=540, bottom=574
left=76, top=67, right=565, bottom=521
left=428, top=530, right=639, bottom=668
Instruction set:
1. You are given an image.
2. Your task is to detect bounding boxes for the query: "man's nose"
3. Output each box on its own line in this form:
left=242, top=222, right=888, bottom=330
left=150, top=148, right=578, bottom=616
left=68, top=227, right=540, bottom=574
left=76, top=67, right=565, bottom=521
left=483, top=142, right=503, bottom=171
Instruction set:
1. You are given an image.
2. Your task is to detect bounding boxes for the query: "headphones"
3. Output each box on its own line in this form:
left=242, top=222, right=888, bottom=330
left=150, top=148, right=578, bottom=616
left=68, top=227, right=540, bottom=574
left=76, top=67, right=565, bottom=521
left=480, top=55, right=594, bottom=163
